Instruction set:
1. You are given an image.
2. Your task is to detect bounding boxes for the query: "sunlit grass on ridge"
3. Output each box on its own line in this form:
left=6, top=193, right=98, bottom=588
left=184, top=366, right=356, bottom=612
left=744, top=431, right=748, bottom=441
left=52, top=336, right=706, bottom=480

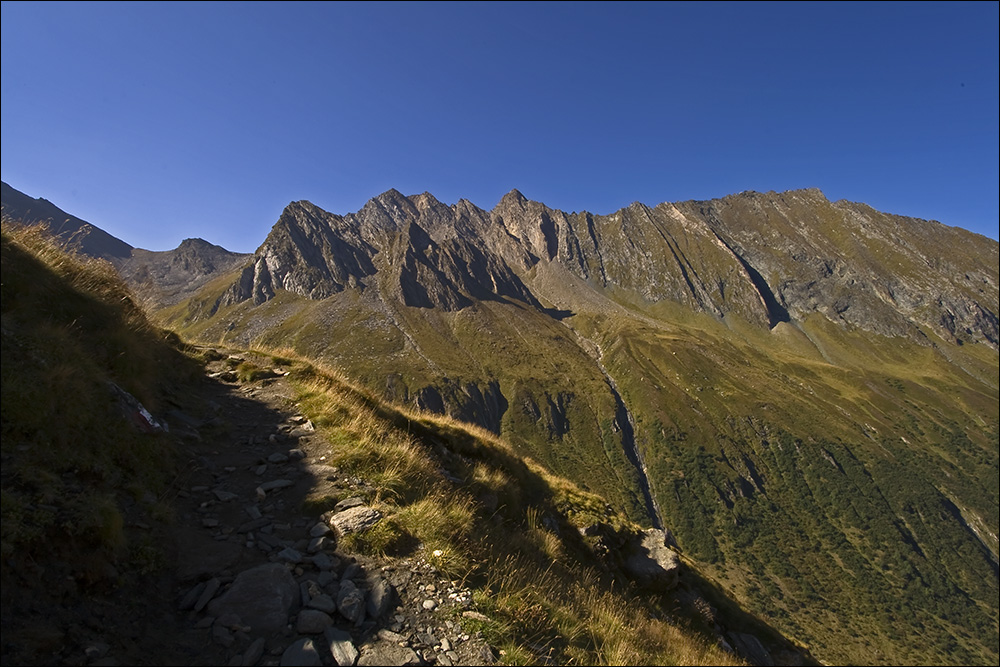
left=232, top=342, right=745, bottom=665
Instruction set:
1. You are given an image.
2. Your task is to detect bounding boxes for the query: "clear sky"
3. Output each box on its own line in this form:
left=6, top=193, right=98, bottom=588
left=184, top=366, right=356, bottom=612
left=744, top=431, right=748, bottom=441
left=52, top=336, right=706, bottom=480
left=2, top=1, right=998, bottom=252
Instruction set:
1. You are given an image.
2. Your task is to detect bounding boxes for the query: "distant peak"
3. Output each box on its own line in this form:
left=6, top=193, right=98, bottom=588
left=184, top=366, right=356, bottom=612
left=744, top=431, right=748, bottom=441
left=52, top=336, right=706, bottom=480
left=376, top=188, right=408, bottom=204
left=177, top=237, right=232, bottom=253
left=283, top=200, right=318, bottom=213
left=412, top=191, right=443, bottom=210
left=178, top=237, right=211, bottom=247
left=496, top=189, right=528, bottom=210
left=504, top=188, right=526, bottom=202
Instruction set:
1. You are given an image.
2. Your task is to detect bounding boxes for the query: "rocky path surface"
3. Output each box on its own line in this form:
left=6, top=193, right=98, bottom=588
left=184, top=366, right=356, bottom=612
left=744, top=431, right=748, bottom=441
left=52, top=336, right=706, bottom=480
left=63, top=351, right=499, bottom=667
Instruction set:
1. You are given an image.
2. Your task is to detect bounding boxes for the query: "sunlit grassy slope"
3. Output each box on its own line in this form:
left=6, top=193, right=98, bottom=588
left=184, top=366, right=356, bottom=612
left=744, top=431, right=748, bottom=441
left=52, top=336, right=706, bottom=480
left=255, top=348, right=754, bottom=666
left=588, top=301, right=999, bottom=665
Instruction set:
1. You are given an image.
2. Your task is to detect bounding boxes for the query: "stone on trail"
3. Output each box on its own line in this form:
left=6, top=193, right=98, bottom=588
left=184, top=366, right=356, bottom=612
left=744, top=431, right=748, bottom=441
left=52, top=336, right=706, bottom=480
left=329, top=506, right=382, bottom=535
left=281, top=638, right=323, bottom=666
left=206, top=563, right=297, bottom=633
left=336, top=579, right=366, bottom=625
left=296, top=609, right=334, bottom=634
left=324, top=627, right=359, bottom=667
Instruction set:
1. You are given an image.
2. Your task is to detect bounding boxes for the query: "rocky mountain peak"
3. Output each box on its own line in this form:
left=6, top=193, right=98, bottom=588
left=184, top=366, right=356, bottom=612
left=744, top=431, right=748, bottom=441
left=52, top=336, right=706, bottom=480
left=176, top=237, right=221, bottom=251
left=498, top=188, right=528, bottom=207
left=374, top=188, right=419, bottom=220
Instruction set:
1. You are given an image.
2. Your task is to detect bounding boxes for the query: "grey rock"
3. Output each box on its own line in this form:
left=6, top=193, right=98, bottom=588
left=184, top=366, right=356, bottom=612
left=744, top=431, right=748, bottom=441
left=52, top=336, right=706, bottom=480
left=366, top=578, right=393, bottom=619
left=377, top=629, right=407, bottom=644
left=324, top=627, right=359, bottom=667
left=309, top=522, right=331, bottom=538
left=206, top=563, right=298, bottom=633
left=312, top=552, right=336, bottom=571
left=330, top=506, right=382, bottom=535
left=281, top=638, right=323, bottom=666
left=179, top=581, right=206, bottom=610
left=307, top=593, right=337, bottom=614
left=237, top=517, right=271, bottom=533
left=357, top=642, right=422, bottom=666
left=214, top=489, right=239, bottom=502
left=333, top=497, right=365, bottom=512
left=260, top=479, right=295, bottom=492
left=296, top=609, right=334, bottom=634
left=276, top=547, right=303, bottom=564
left=337, top=578, right=366, bottom=625
left=194, top=577, right=221, bottom=612
left=308, top=536, right=331, bottom=553
left=242, top=637, right=266, bottom=666
left=623, top=528, right=681, bottom=592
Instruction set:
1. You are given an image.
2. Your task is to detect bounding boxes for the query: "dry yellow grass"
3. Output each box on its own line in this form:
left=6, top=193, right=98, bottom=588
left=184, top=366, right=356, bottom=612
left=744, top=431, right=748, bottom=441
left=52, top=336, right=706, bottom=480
left=224, top=342, right=748, bottom=666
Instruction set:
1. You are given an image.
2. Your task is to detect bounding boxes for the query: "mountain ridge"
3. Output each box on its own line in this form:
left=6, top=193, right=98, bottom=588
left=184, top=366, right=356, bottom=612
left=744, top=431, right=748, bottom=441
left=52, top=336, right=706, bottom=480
left=209, top=187, right=997, bottom=350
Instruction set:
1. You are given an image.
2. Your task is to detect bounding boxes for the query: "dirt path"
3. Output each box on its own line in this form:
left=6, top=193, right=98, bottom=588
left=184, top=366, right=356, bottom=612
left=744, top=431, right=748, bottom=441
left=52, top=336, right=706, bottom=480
left=25, top=350, right=496, bottom=666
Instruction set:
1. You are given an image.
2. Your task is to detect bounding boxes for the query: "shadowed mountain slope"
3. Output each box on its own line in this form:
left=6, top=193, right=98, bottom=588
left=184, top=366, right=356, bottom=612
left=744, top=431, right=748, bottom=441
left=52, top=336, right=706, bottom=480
left=1, top=180, right=133, bottom=262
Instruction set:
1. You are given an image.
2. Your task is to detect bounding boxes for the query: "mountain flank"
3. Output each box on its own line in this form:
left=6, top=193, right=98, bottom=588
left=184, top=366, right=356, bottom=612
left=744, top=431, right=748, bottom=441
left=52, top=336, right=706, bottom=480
left=0, top=180, right=133, bottom=261
left=158, top=187, right=998, bottom=666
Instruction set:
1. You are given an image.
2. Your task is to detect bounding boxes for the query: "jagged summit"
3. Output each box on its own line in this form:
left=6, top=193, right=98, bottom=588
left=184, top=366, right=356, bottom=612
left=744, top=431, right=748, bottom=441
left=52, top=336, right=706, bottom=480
left=212, top=187, right=997, bottom=349
left=497, top=188, right=528, bottom=207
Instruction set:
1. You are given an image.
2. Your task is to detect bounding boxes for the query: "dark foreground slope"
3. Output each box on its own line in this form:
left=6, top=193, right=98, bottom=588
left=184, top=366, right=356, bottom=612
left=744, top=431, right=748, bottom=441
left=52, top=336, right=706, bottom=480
left=162, top=188, right=1000, bottom=665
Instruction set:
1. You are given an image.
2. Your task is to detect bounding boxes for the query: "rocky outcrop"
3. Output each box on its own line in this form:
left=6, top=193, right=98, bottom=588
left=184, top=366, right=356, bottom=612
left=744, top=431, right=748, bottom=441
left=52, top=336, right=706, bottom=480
left=623, top=529, right=682, bottom=593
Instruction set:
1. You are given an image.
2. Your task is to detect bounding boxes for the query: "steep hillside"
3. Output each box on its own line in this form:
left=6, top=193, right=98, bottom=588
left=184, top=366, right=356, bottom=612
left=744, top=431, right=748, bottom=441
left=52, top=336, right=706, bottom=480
left=161, top=188, right=1000, bottom=665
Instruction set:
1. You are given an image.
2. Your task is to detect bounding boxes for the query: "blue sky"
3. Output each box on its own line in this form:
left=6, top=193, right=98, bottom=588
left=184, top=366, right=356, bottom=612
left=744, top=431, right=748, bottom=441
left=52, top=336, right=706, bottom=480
left=2, top=1, right=998, bottom=251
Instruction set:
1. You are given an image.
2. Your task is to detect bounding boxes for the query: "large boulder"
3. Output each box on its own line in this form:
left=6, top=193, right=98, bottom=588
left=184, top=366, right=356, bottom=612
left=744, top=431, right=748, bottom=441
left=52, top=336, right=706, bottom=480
left=623, top=529, right=681, bottom=592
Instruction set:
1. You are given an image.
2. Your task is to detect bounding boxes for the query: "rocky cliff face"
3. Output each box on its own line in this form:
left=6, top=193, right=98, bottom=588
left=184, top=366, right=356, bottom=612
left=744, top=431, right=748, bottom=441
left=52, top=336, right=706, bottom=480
left=220, top=188, right=998, bottom=348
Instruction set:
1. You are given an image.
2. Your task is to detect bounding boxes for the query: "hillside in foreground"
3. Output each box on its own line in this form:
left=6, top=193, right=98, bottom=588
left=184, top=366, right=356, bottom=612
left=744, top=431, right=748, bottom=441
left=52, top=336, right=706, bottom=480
left=1, top=220, right=807, bottom=665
